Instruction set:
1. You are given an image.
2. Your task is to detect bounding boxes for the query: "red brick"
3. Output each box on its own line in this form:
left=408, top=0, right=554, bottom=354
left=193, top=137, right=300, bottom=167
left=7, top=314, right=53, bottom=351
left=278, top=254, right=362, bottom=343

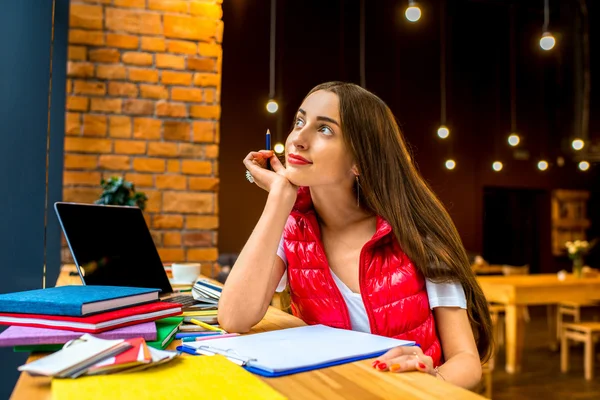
left=156, top=54, right=185, bottom=70
left=140, top=84, right=169, bottom=99
left=141, top=36, right=166, bottom=52
left=66, top=96, right=89, bottom=112
left=79, top=0, right=111, bottom=3
left=216, top=20, right=224, bottom=44
left=82, top=115, right=107, bottom=136
left=64, top=154, right=98, bottom=170
left=167, top=40, right=197, bottom=55
left=171, top=87, right=202, bottom=103
left=122, top=52, right=154, bottom=66
left=106, top=8, right=163, bottom=35
left=192, top=121, right=215, bottom=142
left=187, top=57, right=216, bottom=72
left=108, top=82, right=139, bottom=97
left=63, top=171, right=102, bottom=186
left=106, top=33, right=139, bottom=49
left=148, top=142, right=178, bottom=157
left=69, top=29, right=104, bottom=46
left=125, top=173, right=154, bottom=188
left=65, top=137, right=112, bottom=153
left=204, top=88, right=216, bottom=104
left=187, top=247, right=218, bottom=262
left=109, top=116, right=132, bottom=138
left=90, top=98, right=122, bottom=113
left=163, top=192, right=213, bottom=213
left=70, top=3, right=103, bottom=29
left=167, top=160, right=180, bottom=173
left=145, top=190, right=162, bottom=212
left=198, top=43, right=221, bottom=58
left=193, top=73, right=220, bottom=87
left=178, top=143, right=203, bottom=158
left=133, top=118, right=162, bottom=139
left=66, top=80, right=72, bottom=94
left=99, top=155, right=131, bottom=170
left=115, top=140, right=147, bottom=155
left=163, top=232, right=182, bottom=246
left=89, top=49, right=121, bottom=63
left=133, top=158, right=165, bottom=172
left=188, top=177, right=219, bottom=191
left=163, top=15, right=216, bottom=41
left=155, top=101, right=187, bottom=118
left=153, top=215, right=184, bottom=230
left=157, top=248, right=185, bottom=263
left=148, top=0, right=188, bottom=13
left=190, top=2, right=222, bottom=19
left=183, top=232, right=213, bottom=247
left=181, top=160, right=212, bottom=175
left=203, top=144, right=219, bottom=158
left=123, top=99, right=155, bottom=115
left=96, top=65, right=127, bottom=80
left=129, top=68, right=159, bottom=83
left=68, top=46, right=87, bottom=61
left=156, top=175, right=187, bottom=190
left=73, top=80, right=106, bottom=96
left=190, top=105, right=220, bottom=120
left=63, top=188, right=102, bottom=204
left=186, top=215, right=218, bottom=230
left=67, top=62, right=95, bottom=78
left=164, top=121, right=191, bottom=141
left=65, top=113, right=81, bottom=135
left=113, top=0, right=146, bottom=8
left=161, top=71, right=192, bottom=86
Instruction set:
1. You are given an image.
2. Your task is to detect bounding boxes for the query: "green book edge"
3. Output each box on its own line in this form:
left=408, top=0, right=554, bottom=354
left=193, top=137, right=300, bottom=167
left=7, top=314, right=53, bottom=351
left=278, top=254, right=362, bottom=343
left=146, top=317, right=183, bottom=350
left=14, top=344, right=63, bottom=352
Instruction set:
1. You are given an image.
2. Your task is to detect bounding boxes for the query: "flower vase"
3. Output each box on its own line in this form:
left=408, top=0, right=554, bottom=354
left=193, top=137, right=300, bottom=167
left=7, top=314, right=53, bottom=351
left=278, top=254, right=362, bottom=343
left=572, top=257, right=584, bottom=279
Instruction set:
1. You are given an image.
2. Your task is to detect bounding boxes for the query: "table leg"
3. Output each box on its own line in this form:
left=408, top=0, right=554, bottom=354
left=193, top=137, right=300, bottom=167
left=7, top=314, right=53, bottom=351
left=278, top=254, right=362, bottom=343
left=546, top=304, right=558, bottom=351
left=505, top=304, right=525, bottom=373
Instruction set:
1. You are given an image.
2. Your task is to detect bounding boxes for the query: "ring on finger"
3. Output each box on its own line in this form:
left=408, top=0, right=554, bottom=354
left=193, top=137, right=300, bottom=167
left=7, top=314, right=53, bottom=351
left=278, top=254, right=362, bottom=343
left=245, top=170, right=255, bottom=183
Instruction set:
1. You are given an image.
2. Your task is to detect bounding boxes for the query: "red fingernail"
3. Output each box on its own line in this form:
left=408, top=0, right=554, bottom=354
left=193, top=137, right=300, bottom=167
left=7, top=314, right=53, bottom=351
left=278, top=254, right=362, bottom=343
left=418, top=362, right=426, bottom=369
left=376, top=363, right=387, bottom=370
left=371, top=360, right=380, bottom=368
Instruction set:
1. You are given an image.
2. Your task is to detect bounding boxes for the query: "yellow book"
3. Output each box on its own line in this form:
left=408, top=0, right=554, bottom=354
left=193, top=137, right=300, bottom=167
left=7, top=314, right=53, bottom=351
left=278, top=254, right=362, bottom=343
left=52, top=356, right=286, bottom=400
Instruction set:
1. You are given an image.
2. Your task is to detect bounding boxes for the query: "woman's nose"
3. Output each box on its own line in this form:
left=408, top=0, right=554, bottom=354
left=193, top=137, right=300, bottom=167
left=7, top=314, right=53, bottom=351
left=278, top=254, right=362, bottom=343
left=291, top=129, right=309, bottom=150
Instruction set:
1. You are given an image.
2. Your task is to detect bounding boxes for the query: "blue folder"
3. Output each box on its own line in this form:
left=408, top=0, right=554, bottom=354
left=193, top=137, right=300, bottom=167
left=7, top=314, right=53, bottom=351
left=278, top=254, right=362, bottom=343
left=176, top=324, right=416, bottom=377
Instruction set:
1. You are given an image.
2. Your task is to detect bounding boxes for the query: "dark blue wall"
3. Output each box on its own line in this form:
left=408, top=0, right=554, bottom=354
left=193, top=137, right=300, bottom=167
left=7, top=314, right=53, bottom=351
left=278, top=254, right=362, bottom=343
left=0, top=0, right=68, bottom=397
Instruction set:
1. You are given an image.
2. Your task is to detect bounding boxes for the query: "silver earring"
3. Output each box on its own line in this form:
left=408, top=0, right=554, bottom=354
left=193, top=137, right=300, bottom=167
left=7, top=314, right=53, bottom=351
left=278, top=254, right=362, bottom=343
left=356, top=176, right=360, bottom=208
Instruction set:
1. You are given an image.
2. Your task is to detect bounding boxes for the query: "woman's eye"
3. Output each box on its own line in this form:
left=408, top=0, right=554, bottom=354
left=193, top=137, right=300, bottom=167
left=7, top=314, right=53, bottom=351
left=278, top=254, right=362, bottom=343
left=319, top=126, right=333, bottom=135
left=295, top=118, right=305, bottom=128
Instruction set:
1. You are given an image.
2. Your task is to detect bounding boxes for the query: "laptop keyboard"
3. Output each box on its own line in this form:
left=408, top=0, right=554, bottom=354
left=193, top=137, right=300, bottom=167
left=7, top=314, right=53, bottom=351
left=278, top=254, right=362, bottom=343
left=163, top=295, right=198, bottom=307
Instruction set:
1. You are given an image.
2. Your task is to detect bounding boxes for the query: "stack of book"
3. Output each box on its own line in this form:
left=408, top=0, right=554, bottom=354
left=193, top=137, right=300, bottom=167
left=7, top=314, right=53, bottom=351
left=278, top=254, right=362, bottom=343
left=191, top=279, right=222, bottom=306
left=0, top=285, right=183, bottom=352
left=18, top=333, right=179, bottom=378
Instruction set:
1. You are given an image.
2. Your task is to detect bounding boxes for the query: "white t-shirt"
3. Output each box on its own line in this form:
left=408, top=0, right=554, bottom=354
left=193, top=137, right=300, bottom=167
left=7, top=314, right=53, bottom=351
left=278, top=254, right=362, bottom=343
left=276, top=239, right=467, bottom=333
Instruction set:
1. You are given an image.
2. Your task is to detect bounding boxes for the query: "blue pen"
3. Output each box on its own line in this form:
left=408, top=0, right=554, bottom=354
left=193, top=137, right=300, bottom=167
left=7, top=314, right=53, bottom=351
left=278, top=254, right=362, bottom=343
left=266, top=129, right=271, bottom=170
left=175, top=332, right=222, bottom=339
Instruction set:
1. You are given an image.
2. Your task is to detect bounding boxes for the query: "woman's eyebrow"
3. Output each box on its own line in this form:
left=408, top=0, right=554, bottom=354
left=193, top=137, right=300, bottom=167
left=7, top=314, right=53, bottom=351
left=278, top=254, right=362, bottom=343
left=297, top=108, right=339, bottom=127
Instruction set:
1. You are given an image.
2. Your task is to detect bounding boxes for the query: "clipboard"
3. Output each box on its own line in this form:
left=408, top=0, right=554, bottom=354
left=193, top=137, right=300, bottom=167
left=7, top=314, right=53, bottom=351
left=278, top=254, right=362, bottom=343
left=176, top=324, right=416, bottom=377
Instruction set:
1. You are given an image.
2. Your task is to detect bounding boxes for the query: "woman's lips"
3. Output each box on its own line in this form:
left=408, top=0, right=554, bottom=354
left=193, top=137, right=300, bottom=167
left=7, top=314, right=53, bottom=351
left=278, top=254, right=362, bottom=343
left=288, top=154, right=312, bottom=165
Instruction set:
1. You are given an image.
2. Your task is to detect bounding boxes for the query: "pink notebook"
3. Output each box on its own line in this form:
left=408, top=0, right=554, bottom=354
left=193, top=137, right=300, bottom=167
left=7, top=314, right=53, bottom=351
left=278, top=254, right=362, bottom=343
left=0, top=322, right=157, bottom=347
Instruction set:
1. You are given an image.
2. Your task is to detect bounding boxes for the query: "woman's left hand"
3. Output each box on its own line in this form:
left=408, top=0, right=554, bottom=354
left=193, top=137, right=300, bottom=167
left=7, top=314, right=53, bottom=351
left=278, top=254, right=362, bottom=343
left=371, top=346, right=435, bottom=376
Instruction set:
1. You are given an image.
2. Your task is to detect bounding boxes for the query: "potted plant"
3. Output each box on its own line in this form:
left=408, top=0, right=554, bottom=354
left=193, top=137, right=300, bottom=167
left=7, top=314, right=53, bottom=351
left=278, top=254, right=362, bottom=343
left=565, top=239, right=596, bottom=278
left=95, top=176, right=148, bottom=210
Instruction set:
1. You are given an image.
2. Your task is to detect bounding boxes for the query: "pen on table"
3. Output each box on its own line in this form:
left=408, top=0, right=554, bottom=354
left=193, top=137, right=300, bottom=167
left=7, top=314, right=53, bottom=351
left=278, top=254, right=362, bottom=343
left=266, top=129, right=271, bottom=170
left=190, top=318, right=227, bottom=333
left=182, top=333, right=240, bottom=342
left=175, top=332, right=222, bottom=339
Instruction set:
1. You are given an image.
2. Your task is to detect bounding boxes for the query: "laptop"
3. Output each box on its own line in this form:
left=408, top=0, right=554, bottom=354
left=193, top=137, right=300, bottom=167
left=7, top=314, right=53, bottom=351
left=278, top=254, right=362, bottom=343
left=54, top=202, right=199, bottom=307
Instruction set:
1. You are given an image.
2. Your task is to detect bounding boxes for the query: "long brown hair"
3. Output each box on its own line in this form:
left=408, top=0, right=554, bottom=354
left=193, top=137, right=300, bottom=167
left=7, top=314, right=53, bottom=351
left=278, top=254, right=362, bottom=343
left=305, top=81, right=493, bottom=363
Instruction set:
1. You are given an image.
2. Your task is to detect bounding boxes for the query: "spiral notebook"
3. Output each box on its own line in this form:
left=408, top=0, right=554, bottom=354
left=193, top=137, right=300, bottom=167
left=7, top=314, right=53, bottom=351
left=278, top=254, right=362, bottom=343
left=177, top=324, right=415, bottom=377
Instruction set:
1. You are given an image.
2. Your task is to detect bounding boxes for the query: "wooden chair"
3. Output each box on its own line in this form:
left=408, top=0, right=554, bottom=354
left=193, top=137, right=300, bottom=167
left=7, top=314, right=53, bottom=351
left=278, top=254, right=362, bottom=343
left=556, top=300, right=600, bottom=342
left=489, top=303, right=505, bottom=346
left=561, top=322, right=600, bottom=380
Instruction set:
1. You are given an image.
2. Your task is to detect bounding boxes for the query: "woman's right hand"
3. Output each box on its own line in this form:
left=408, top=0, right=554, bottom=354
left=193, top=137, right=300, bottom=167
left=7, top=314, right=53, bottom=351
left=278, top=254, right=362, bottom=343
left=243, top=150, right=297, bottom=199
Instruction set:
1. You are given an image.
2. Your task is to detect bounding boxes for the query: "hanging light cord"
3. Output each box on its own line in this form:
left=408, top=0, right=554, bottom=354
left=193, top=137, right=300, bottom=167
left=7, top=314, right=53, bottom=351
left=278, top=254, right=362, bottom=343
left=359, top=0, right=366, bottom=88
left=269, top=0, right=276, bottom=100
left=543, top=0, right=550, bottom=32
left=510, top=4, right=517, bottom=133
left=440, top=0, right=446, bottom=125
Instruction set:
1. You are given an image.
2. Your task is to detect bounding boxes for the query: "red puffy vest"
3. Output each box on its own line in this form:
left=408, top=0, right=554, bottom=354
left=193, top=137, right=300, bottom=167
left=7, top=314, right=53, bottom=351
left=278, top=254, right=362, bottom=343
left=281, top=188, right=442, bottom=366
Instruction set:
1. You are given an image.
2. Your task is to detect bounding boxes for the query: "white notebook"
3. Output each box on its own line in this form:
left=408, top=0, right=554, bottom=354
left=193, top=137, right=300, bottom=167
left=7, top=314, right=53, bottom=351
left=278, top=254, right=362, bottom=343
left=180, top=324, right=415, bottom=377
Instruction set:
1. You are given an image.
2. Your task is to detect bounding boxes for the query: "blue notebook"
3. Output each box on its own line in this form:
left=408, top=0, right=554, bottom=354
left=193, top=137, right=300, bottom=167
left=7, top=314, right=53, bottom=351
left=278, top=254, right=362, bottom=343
left=0, top=285, right=160, bottom=317
left=176, top=324, right=416, bottom=377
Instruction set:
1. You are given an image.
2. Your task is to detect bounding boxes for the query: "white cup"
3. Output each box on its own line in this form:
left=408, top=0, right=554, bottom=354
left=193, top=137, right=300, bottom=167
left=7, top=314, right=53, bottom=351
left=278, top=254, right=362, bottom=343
left=171, top=263, right=201, bottom=283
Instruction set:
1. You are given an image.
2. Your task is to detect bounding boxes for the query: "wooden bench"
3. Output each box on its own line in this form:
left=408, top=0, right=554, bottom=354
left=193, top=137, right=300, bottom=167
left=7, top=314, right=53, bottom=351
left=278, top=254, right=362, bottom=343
left=557, top=300, right=600, bottom=342
left=561, top=322, right=600, bottom=380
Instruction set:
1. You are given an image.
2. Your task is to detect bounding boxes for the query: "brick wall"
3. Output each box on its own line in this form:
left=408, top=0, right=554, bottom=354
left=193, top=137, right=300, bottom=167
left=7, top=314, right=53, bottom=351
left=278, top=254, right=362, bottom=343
left=63, top=0, right=222, bottom=276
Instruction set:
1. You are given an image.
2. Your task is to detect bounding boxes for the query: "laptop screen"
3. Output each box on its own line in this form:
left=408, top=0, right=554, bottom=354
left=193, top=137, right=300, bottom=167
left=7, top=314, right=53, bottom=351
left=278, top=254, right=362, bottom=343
left=54, top=202, right=173, bottom=294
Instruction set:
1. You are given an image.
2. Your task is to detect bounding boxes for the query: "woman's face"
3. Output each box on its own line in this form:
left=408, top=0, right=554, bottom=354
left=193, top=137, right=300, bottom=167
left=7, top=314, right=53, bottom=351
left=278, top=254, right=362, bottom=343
left=284, top=90, right=356, bottom=188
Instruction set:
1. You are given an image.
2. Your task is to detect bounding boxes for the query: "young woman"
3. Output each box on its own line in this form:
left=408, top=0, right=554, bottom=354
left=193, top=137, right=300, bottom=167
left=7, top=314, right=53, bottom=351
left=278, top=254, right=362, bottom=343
left=218, top=82, right=493, bottom=389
